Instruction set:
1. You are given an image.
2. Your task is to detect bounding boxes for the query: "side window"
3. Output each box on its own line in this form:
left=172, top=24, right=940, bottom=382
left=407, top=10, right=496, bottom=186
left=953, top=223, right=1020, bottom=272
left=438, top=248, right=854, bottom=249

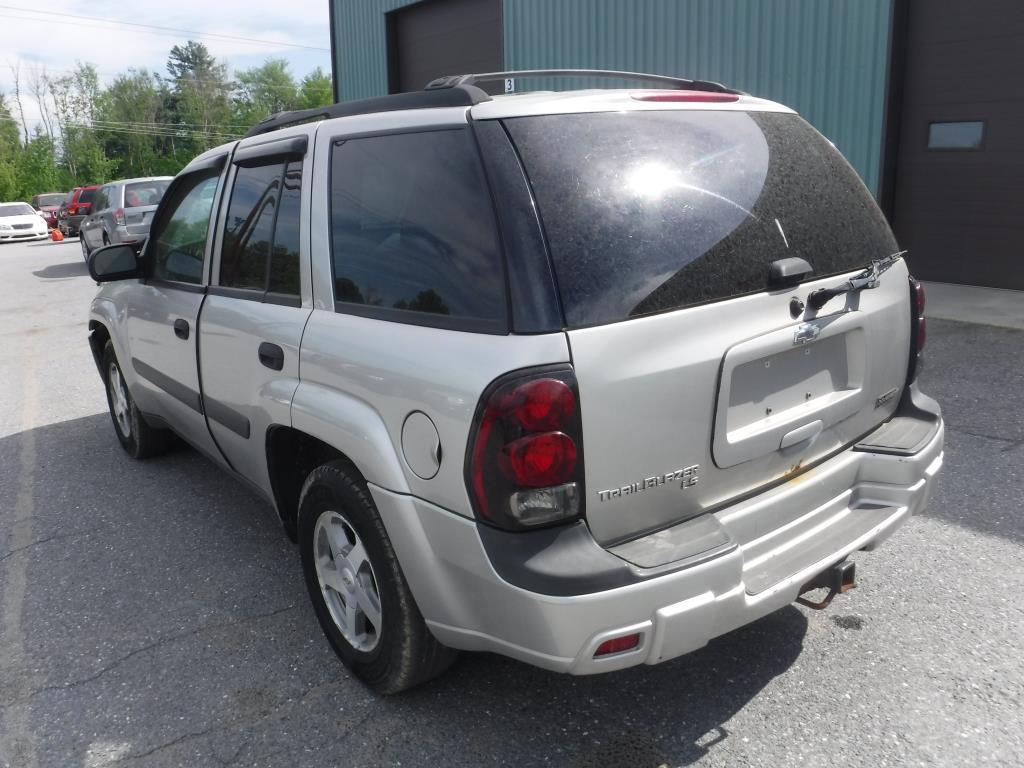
left=329, top=129, right=506, bottom=331
left=150, top=171, right=220, bottom=285
left=219, top=158, right=303, bottom=299
left=92, top=187, right=108, bottom=213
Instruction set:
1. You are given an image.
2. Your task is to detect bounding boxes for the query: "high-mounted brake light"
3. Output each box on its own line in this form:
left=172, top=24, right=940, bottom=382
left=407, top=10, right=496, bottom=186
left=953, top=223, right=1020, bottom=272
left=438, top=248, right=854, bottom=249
left=467, top=368, right=585, bottom=530
left=631, top=90, right=740, bottom=103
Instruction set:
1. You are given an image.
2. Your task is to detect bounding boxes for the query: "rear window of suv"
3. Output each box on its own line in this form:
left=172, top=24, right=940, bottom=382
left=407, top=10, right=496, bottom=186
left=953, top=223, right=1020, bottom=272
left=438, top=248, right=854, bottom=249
left=503, top=110, right=898, bottom=327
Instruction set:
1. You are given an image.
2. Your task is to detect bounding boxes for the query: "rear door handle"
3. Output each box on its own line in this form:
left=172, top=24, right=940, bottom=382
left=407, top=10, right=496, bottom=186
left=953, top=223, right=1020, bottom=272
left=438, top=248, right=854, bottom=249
left=258, top=342, right=284, bottom=371
left=173, top=318, right=190, bottom=340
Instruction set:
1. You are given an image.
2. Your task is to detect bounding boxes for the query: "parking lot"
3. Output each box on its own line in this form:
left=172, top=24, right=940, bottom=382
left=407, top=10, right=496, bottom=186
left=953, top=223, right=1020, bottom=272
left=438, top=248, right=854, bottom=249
left=0, top=238, right=1021, bottom=767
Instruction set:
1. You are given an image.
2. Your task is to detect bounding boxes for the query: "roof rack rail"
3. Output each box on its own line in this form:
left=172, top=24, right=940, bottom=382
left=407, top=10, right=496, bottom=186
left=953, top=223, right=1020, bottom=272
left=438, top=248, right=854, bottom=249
left=424, top=69, right=740, bottom=94
left=243, top=84, right=492, bottom=138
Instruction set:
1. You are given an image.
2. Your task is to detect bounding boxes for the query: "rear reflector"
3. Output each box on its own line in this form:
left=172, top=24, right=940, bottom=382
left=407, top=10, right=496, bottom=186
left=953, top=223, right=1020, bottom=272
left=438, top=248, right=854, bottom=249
left=594, top=633, right=641, bottom=657
left=631, top=90, right=740, bottom=103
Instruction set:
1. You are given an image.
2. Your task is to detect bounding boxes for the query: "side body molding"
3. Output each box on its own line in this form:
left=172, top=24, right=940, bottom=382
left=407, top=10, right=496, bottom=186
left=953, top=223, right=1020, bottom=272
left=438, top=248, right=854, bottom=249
left=290, top=381, right=411, bottom=494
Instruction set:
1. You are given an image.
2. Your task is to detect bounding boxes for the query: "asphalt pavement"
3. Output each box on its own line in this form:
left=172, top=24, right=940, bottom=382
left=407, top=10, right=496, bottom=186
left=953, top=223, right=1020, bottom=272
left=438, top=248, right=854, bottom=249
left=0, top=239, right=1021, bottom=767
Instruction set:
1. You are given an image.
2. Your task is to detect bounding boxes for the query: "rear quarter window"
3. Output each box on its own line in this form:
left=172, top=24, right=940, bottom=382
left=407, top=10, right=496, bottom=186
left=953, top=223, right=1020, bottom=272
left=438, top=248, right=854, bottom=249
left=328, top=128, right=507, bottom=333
left=503, top=110, right=898, bottom=327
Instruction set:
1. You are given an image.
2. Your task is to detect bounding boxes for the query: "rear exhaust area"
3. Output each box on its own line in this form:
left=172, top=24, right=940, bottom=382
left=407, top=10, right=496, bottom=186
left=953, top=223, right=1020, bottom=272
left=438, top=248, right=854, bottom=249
left=795, top=560, right=856, bottom=610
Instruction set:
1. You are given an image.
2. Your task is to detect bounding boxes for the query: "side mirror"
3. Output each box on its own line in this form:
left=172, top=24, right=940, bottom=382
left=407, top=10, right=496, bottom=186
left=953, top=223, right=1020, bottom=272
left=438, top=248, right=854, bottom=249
left=88, top=243, right=141, bottom=283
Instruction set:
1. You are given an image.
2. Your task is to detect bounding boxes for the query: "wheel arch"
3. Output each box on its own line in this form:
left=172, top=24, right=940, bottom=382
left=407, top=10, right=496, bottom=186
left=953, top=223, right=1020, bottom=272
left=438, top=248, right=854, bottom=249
left=266, top=380, right=411, bottom=539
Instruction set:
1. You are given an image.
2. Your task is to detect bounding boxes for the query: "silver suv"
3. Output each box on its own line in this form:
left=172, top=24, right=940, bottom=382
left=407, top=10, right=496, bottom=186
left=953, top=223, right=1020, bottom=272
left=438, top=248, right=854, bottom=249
left=80, top=176, right=173, bottom=260
left=85, top=70, right=944, bottom=694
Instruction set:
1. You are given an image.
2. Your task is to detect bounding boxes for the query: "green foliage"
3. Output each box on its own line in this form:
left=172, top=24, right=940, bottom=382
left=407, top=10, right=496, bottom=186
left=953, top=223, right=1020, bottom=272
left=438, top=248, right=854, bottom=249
left=234, top=59, right=300, bottom=126
left=2, top=41, right=334, bottom=200
left=299, top=68, right=334, bottom=110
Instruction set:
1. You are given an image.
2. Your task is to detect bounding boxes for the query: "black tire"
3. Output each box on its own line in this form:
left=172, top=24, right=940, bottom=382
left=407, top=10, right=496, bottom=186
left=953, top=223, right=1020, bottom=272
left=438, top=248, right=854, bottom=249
left=298, top=461, right=457, bottom=694
left=101, top=340, right=172, bottom=459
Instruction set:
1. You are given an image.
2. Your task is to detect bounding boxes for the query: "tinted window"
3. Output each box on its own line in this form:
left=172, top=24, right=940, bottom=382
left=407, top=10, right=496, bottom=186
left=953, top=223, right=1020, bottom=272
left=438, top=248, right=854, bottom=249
left=124, top=180, right=171, bottom=207
left=36, top=194, right=65, bottom=207
left=220, top=159, right=302, bottom=296
left=151, top=172, right=220, bottom=285
left=329, top=129, right=505, bottom=330
left=269, top=163, right=302, bottom=295
left=79, top=188, right=97, bottom=204
left=93, top=188, right=109, bottom=212
left=505, top=111, right=899, bottom=327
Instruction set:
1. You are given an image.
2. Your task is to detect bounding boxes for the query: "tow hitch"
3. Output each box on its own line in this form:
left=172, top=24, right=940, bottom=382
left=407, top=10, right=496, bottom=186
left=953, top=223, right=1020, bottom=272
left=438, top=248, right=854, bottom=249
left=796, top=560, right=856, bottom=610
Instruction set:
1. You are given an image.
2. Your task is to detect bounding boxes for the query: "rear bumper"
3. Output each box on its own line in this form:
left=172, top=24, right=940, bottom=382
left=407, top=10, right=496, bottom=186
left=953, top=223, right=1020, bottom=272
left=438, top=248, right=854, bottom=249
left=374, top=397, right=944, bottom=675
left=60, top=215, right=84, bottom=235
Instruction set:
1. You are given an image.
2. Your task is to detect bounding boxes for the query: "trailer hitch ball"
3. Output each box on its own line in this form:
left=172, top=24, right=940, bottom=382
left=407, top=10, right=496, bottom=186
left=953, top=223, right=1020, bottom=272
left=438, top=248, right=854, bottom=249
left=796, top=560, right=856, bottom=610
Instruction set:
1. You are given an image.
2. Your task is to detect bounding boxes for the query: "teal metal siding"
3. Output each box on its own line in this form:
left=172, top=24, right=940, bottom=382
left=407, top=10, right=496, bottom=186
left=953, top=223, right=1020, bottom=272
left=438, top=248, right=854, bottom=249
left=334, top=0, right=892, bottom=192
left=334, top=0, right=419, bottom=101
left=503, top=0, right=893, bottom=194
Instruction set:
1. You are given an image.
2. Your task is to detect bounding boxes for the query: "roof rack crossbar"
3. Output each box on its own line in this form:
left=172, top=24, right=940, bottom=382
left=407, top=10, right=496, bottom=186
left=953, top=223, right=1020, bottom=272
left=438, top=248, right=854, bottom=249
left=243, top=84, right=492, bottom=138
left=424, top=69, right=739, bottom=94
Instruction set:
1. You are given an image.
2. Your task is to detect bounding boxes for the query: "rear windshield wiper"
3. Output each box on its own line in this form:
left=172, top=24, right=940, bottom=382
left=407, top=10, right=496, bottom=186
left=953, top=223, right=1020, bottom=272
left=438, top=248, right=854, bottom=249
left=807, top=250, right=907, bottom=311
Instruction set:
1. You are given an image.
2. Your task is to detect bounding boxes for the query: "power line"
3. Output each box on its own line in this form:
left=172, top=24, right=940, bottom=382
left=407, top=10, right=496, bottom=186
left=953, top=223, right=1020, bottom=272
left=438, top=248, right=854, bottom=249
left=0, top=6, right=330, bottom=52
left=0, top=113, right=243, bottom=140
left=1, top=63, right=330, bottom=93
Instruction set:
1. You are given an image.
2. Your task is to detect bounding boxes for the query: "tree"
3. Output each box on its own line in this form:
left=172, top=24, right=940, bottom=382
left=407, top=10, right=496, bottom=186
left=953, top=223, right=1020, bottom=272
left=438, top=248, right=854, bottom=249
left=233, top=59, right=299, bottom=127
left=50, top=63, right=103, bottom=179
left=298, top=67, right=333, bottom=109
left=0, top=94, right=21, bottom=199
left=166, top=41, right=233, bottom=153
left=95, top=69, right=171, bottom=178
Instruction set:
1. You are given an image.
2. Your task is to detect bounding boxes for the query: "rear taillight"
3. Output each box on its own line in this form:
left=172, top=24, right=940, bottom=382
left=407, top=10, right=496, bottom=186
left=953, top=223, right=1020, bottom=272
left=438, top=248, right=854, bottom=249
left=467, top=367, right=585, bottom=530
left=630, top=90, right=740, bottom=103
left=113, top=208, right=125, bottom=226
left=67, top=204, right=77, bottom=215
left=908, top=277, right=926, bottom=381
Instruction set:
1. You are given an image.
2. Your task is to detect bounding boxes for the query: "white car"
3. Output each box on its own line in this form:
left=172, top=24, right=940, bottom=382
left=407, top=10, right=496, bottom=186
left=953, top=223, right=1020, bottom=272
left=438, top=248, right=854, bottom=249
left=0, top=202, right=49, bottom=242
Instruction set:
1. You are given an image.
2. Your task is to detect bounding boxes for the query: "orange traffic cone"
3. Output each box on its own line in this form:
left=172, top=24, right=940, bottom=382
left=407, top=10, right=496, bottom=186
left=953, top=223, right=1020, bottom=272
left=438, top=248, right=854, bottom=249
left=50, top=229, right=64, bottom=242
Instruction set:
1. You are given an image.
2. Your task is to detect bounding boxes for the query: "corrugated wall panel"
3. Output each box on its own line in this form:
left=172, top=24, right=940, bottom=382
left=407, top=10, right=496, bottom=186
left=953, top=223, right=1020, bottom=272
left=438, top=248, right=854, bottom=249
left=335, top=0, right=420, bottom=101
left=503, top=0, right=892, bottom=193
left=334, top=0, right=892, bottom=192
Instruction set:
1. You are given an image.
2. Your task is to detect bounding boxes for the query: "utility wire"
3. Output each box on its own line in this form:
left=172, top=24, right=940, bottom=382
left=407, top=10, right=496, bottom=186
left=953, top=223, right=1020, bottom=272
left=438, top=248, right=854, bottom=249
left=0, top=6, right=330, bottom=52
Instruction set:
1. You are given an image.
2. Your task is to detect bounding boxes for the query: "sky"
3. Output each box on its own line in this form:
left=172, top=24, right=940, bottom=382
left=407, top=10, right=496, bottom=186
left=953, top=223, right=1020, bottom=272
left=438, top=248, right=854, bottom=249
left=0, top=0, right=333, bottom=127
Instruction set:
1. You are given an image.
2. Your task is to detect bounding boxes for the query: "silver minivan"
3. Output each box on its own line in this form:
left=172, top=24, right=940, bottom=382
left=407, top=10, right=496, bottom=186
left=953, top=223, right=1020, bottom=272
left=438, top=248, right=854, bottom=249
left=86, top=71, right=944, bottom=694
left=80, top=176, right=173, bottom=260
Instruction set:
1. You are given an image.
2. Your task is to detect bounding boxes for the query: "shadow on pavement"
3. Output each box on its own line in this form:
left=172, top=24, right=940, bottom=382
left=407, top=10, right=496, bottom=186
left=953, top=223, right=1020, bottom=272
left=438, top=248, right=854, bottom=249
left=915, top=319, right=1024, bottom=544
left=0, top=412, right=806, bottom=767
left=31, top=260, right=89, bottom=280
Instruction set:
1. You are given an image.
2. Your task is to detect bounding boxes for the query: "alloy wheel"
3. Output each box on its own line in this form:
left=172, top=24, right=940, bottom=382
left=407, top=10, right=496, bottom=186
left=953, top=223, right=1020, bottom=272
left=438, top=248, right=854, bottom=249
left=313, top=510, right=383, bottom=653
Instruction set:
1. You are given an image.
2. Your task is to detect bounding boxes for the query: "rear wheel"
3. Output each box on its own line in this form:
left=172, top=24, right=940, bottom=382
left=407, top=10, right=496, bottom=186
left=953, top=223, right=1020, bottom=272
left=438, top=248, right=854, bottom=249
left=298, top=461, right=457, bottom=694
left=102, top=341, right=171, bottom=459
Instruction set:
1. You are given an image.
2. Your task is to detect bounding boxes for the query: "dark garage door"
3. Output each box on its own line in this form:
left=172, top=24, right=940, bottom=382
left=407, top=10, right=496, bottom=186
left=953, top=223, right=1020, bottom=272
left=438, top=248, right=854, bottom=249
left=893, top=0, right=1024, bottom=289
left=387, top=0, right=502, bottom=94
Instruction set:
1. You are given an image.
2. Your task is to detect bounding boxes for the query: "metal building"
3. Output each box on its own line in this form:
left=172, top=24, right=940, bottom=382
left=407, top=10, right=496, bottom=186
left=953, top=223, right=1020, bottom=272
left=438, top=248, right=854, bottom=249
left=330, top=0, right=1024, bottom=290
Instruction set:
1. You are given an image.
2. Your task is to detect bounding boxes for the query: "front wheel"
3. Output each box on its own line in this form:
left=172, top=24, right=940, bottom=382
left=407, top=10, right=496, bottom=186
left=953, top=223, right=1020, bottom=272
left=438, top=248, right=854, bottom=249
left=298, top=461, right=457, bottom=694
left=102, top=341, right=171, bottom=459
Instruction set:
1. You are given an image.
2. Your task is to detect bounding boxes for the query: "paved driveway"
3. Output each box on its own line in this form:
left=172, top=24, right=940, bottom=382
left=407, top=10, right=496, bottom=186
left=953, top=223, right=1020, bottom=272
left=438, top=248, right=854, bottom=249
left=1, top=239, right=1021, bottom=767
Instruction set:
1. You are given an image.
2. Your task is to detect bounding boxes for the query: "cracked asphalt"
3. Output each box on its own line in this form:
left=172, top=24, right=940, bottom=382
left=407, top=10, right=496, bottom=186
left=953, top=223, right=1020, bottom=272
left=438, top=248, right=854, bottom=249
left=1, top=239, right=1022, bottom=767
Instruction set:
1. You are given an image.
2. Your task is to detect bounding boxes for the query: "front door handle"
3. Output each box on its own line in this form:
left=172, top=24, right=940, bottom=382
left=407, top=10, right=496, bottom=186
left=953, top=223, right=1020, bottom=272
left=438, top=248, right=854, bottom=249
left=173, top=318, right=190, bottom=340
left=258, top=342, right=284, bottom=371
